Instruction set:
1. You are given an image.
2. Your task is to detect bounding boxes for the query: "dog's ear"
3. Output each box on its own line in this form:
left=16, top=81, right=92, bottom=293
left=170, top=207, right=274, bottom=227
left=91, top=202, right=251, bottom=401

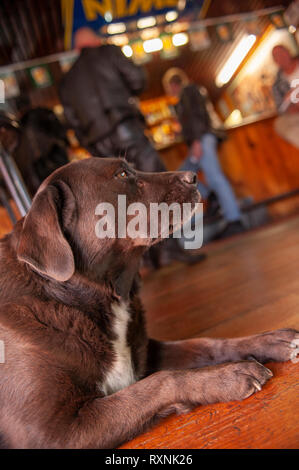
left=17, top=181, right=75, bottom=282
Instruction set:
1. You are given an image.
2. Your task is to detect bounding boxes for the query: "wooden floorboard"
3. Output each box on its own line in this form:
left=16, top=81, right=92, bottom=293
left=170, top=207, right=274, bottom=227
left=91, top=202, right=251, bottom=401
left=121, top=217, right=299, bottom=449
left=121, top=361, right=299, bottom=449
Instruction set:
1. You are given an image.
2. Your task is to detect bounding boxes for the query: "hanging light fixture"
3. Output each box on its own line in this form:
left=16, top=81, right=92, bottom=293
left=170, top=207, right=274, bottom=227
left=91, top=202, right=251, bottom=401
left=165, top=11, right=178, bottom=22
left=215, top=34, right=256, bottom=87
left=107, top=23, right=126, bottom=35
left=172, top=32, right=188, bottom=46
left=137, top=16, right=156, bottom=29
left=143, top=37, right=163, bottom=53
left=122, top=45, right=133, bottom=57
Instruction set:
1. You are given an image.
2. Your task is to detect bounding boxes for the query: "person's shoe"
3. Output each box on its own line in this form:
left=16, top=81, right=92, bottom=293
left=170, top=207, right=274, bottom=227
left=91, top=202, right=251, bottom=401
left=212, top=220, right=245, bottom=240
left=204, top=192, right=221, bottom=220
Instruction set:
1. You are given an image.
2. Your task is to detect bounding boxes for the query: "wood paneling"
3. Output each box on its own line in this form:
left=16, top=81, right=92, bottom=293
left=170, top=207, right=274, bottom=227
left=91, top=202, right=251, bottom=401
left=0, top=206, right=13, bottom=238
left=218, top=117, right=299, bottom=217
left=0, top=0, right=63, bottom=66
left=159, top=141, right=188, bottom=171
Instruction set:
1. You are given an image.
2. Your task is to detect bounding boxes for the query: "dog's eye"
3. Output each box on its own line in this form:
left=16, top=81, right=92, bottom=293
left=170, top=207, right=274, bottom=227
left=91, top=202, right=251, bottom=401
left=117, top=170, right=129, bottom=179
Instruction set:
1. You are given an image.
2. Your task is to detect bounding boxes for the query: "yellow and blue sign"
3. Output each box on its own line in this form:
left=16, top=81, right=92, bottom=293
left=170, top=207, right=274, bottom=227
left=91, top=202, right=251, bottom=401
left=62, top=0, right=206, bottom=49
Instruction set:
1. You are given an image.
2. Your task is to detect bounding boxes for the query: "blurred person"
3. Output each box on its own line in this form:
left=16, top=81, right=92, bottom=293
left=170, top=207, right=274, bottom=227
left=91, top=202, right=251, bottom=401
left=14, top=96, right=70, bottom=195
left=0, top=111, right=20, bottom=154
left=272, top=44, right=299, bottom=149
left=59, top=27, right=165, bottom=173
left=165, top=70, right=244, bottom=240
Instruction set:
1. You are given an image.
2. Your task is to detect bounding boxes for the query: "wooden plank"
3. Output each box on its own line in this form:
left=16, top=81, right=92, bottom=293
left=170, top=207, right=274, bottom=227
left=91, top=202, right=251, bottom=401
left=121, top=217, right=299, bottom=449
left=120, top=362, right=299, bottom=449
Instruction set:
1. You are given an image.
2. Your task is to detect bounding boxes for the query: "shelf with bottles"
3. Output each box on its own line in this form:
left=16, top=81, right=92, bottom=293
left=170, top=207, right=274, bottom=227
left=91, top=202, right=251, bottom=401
left=140, top=95, right=182, bottom=149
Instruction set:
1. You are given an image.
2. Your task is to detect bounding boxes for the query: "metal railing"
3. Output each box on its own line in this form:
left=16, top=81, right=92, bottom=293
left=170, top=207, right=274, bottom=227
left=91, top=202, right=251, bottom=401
left=0, top=142, right=31, bottom=221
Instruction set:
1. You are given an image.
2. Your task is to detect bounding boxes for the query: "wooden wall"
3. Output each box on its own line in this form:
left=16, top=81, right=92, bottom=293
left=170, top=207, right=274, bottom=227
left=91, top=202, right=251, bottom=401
left=219, top=117, right=299, bottom=217
left=159, top=116, right=299, bottom=218
left=0, top=206, right=14, bottom=238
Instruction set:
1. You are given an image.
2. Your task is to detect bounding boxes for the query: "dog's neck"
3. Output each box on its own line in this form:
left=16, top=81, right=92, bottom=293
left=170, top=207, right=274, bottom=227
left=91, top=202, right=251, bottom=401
left=87, top=244, right=145, bottom=300
left=38, top=250, right=144, bottom=318
left=5, top=223, right=145, bottom=311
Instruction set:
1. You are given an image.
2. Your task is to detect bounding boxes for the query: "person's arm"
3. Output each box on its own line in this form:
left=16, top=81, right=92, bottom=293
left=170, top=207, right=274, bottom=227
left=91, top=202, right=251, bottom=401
left=110, top=44, right=146, bottom=95
left=179, top=86, right=207, bottom=149
left=190, top=140, right=202, bottom=159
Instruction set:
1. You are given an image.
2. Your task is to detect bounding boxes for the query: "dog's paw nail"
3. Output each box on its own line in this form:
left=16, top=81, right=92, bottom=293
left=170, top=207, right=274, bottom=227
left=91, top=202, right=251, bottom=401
left=290, top=349, right=299, bottom=363
left=253, top=380, right=262, bottom=391
left=265, top=367, right=273, bottom=376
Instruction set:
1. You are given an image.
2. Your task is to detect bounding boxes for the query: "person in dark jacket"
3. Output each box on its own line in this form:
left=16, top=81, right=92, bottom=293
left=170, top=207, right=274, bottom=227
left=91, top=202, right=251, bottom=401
left=167, top=71, right=244, bottom=239
left=13, top=106, right=70, bottom=196
left=59, top=27, right=165, bottom=173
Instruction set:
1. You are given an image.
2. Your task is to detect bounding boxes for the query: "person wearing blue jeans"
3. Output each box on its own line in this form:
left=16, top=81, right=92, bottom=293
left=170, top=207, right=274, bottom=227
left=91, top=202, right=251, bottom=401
left=179, top=133, right=241, bottom=224
left=166, top=71, right=244, bottom=239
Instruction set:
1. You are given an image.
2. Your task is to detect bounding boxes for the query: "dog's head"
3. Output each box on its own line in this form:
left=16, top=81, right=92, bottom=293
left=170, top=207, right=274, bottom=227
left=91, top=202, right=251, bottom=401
left=17, top=158, right=199, bottom=282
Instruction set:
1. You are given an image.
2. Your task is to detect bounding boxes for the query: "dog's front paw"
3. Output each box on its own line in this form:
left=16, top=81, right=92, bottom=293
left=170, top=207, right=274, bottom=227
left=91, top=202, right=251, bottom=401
left=180, top=361, right=272, bottom=406
left=241, top=328, right=299, bottom=364
left=198, top=360, right=273, bottom=404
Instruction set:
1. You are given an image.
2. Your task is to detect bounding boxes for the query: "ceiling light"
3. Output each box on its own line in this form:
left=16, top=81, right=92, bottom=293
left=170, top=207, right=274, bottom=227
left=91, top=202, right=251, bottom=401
left=225, top=109, right=242, bottom=127
left=109, top=34, right=128, bottom=46
left=107, top=23, right=126, bottom=35
left=216, top=35, right=256, bottom=87
left=104, top=11, right=113, bottom=22
left=122, top=45, right=133, bottom=57
left=140, top=27, right=159, bottom=40
left=137, top=16, right=156, bottom=29
left=143, top=38, right=163, bottom=53
left=172, top=32, right=188, bottom=46
left=165, top=11, right=178, bottom=22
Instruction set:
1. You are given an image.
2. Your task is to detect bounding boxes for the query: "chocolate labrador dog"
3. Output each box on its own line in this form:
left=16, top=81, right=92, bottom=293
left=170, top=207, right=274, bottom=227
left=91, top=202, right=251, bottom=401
left=0, top=157, right=298, bottom=449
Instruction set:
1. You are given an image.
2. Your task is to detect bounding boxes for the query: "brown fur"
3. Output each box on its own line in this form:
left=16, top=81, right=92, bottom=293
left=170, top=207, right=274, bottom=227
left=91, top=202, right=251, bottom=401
left=0, top=157, right=298, bottom=449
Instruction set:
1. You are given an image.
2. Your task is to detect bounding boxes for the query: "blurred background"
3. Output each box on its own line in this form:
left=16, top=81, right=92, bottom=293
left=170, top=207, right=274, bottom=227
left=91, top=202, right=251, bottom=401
left=0, top=0, right=299, bottom=237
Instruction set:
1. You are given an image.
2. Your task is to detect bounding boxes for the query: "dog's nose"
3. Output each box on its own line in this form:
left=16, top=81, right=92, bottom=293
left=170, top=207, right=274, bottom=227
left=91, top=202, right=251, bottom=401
left=181, top=171, right=197, bottom=186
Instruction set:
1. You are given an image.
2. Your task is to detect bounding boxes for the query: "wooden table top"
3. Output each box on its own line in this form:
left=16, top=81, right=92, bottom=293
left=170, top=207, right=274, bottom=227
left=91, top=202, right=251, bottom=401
left=121, top=217, right=299, bottom=449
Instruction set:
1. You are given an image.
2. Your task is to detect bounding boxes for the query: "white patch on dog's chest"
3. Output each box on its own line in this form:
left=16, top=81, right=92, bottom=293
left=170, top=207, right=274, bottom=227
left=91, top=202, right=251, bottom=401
left=100, top=301, right=136, bottom=396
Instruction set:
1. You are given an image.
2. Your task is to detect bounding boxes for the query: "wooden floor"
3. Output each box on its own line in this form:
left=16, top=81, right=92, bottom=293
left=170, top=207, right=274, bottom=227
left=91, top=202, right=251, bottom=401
left=0, top=208, right=298, bottom=449
left=121, top=217, right=299, bottom=449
